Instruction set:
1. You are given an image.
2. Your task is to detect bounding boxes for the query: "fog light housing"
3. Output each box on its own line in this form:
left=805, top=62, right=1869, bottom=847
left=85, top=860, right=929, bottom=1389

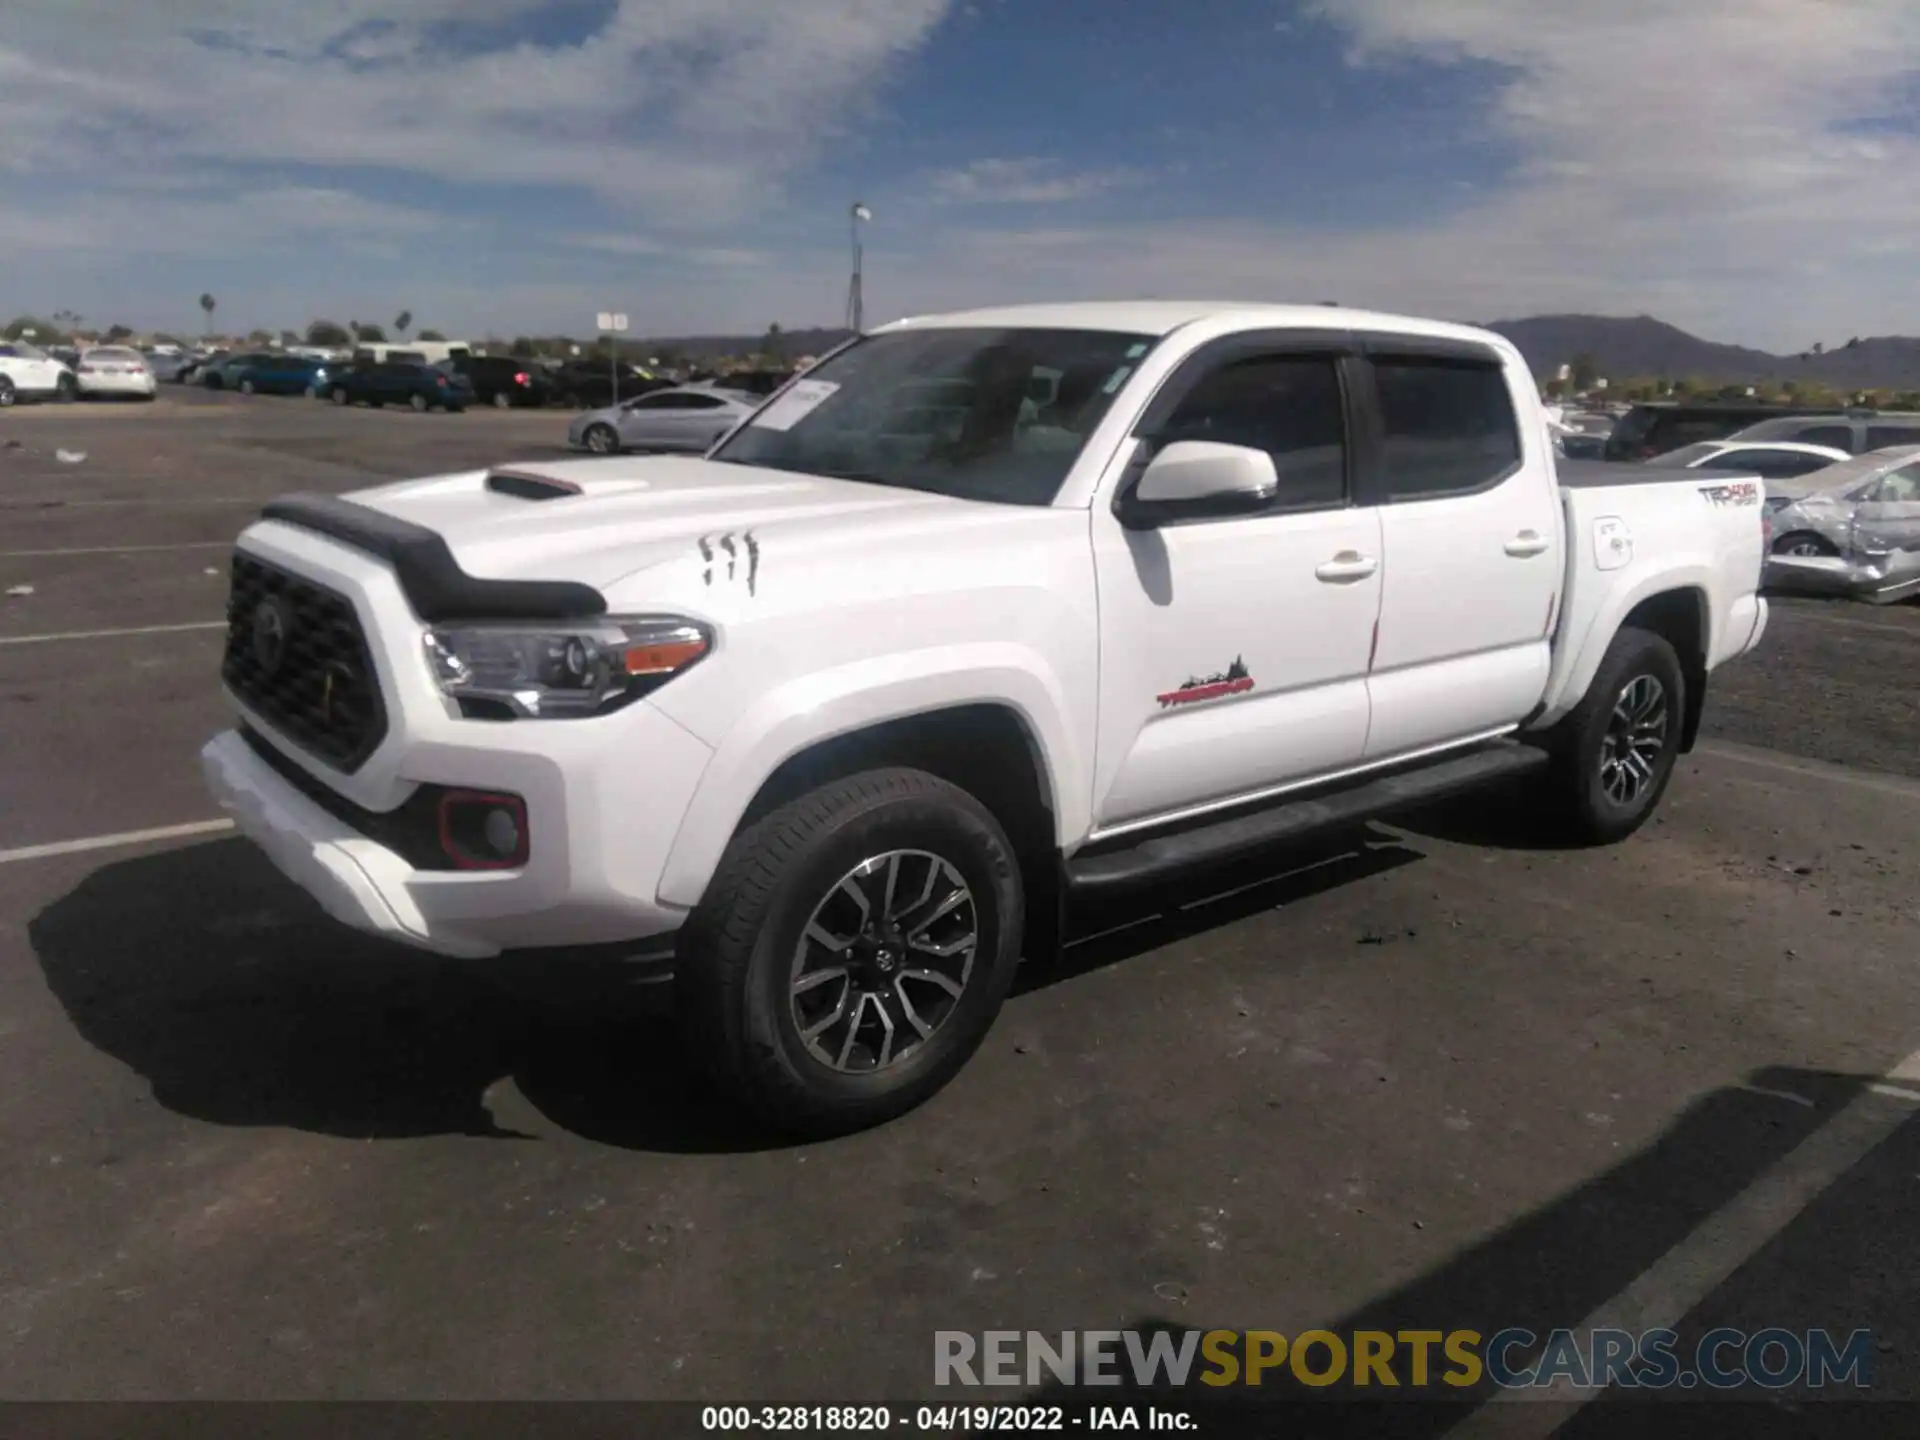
left=436, top=790, right=529, bottom=870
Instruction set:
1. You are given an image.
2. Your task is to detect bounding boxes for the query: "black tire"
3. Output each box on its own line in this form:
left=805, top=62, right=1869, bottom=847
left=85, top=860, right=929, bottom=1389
left=55, top=373, right=77, bottom=402
left=584, top=423, right=619, bottom=454
left=238, top=378, right=255, bottom=395
left=676, top=767, right=1025, bottom=1137
left=492, top=390, right=512, bottom=409
left=1546, top=626, right=1686, bottom=845
left=330, top=386, right=348, bottom=405
left=0, top=375, right=14, bottom=408
left=1773, top=531, right=1838, bottom=559
left=409, top=392, right=429, bottom=412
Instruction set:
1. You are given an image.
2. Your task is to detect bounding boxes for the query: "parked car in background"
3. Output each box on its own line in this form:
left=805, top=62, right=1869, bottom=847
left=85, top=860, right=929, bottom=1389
left=0, top=341, right=77, bottom=405
left=1721, top=410, right=1920, bottom=456
left=567, top=386, right=758, bottom=454
left=694, top=368, right=794, bottom=397
left=550, top=360, right=669, bottom=409
left=449, top=355, right=557, bottom=409
left=201, top=352, right=274, bottom=390
left=1640, top=439, right=1850, bottom=482
left=73, top=346, right=156, bottom=400
left=1762, top=446, right=1920, bottom=603
left=1603, top=402, right=1848, bottom=461
left=143, top=350, right=197, bottom=383
left=174, top=350, right=226, bottom=384
left=327, top=360, right=473, bottom=412
left=232, top=354, right=335, bottom=397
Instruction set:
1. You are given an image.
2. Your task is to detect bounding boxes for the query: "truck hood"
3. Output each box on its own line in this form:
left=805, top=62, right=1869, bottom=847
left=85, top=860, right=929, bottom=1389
left=342, top=455, right=1021, bottom=593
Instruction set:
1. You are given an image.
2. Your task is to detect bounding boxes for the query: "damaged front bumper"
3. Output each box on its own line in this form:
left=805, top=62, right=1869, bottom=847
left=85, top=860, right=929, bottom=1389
left=1766, top=548, right=1920, bottom=605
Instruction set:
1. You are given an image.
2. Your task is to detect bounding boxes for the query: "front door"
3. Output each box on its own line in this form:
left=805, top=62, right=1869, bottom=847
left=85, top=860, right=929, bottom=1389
left=1091, top=349, right=1382, bottom=831
left=1853, top=459, right=1920, bottom=589
left=1358, top=346, right=1562, bottom=759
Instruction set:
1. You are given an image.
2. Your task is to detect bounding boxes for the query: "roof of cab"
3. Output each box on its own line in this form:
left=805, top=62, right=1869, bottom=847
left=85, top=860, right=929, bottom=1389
left=878, top=300, right=1510, bottom=350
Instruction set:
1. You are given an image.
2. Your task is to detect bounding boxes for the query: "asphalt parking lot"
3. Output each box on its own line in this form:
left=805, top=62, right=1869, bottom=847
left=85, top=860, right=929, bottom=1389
left=3, top=392, right=1918, bottom=1427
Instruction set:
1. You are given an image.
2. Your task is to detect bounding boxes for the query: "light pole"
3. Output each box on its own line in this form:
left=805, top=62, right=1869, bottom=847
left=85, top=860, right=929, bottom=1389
left=845, top=202, right=871, bottom=334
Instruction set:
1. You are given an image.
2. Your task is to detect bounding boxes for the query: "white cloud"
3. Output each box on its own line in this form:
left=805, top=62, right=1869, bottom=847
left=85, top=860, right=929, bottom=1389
left=0, top=0, right=951, bottom=222
left=926, top=158, right=1148, bottom=205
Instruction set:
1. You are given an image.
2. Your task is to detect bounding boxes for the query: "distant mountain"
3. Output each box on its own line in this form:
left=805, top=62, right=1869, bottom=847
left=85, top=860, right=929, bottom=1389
left=1483, top=314, right=1920, bottom=388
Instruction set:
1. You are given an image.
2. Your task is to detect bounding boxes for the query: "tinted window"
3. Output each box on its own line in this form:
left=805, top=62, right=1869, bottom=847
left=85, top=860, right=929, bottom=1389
left=1870, top=464, right=1920, bottom=503
left=1645, top=442, right=1726, bottom=468
left=1866, top=426, right=1920, bottom=450
left=1794, top=424, right=1855, bottom=452
left=1372, top=357, right=1520, bottom=498
left=629, top=392, right=687, bottom=410
left=1159, top=354, right=1347, bottom=508
left=677, top=393, right=727, bottom=410
left=1705, top=449, right=1835, bottom=479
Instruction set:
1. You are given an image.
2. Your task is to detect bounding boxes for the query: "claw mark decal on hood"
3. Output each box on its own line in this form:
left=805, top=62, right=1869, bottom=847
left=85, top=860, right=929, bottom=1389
left=697, top=531, right=760, bottom=595
left=1699, top=481, right=1761, bottom=508
left=1157, top=656, right=1253, bottom=708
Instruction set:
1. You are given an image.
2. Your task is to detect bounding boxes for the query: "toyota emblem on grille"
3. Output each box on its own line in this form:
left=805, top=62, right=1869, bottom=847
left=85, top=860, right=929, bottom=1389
left=252, top=596, right=291, bottom=675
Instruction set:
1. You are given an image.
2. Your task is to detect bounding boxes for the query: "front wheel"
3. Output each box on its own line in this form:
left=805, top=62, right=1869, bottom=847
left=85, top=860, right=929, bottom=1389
left=239, top=378, right=255, bottom=395
left=0, top=376, right=15, bottom=407
left=583, top=423, right=619, bottom=454
left=492, top=390, right=512, bottom=409
left=330, top=386, right=348, bottom=405
left=410, top=392, right=429, bottom=412
left=676, top=768, right=1025, bottom=1137
left=1546, top=627, right=1686, bottom=845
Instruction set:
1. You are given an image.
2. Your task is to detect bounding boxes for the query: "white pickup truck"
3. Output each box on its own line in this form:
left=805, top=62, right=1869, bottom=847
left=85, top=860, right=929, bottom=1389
left=202, top=301, right=1769, bottom=1134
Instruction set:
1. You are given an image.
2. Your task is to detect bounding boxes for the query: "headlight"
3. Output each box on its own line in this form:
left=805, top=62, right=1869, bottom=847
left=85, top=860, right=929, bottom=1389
left=423, top=616, right=711, bottom=718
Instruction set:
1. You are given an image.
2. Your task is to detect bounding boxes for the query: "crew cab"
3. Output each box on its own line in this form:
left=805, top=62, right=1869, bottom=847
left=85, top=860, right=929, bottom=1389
left=201, top=302, right=1769, bottom=1135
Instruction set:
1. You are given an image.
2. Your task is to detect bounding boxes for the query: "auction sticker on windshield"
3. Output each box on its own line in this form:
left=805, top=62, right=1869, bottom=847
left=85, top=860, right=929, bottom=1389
left=751, top=378, right=840, bottom=431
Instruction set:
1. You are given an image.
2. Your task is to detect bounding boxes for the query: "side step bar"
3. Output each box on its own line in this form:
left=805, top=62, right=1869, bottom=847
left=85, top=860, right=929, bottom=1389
left=1066, top=741, right=1552, bottom=894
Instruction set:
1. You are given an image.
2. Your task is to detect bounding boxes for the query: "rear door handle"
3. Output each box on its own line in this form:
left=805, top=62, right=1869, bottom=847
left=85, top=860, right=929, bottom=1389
left=1315, top=551, right=1379, bottom=583
left=1505, top=530, right=1550, bottom=558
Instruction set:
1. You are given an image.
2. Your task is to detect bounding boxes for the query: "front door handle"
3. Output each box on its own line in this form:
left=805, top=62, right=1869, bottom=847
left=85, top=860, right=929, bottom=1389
left=1504, top=530, right=1550, bottom=558
left=1315, top=551, right=1379, bottom=583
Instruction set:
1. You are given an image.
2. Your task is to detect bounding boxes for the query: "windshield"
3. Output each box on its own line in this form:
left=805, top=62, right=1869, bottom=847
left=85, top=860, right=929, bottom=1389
left=710, top=327, right=1157, bottom=506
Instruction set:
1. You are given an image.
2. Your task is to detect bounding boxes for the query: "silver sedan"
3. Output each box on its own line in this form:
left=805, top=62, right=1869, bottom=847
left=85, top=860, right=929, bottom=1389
left=566, top=387, right=758, bottom=455
left=1764, top=445, right=1920, bottom=604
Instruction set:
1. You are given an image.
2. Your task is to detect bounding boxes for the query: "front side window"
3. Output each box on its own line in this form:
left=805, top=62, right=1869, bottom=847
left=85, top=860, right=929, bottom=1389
left=710, top=326, right=1154, bottom=506
left=1869, top=463, right=1920, bottom=504
left=1157, top=354, right=1347, bottom=509
left=1372, top=356, right=1521, bottom=498
left=1866, top=426, right=1920, bottom=450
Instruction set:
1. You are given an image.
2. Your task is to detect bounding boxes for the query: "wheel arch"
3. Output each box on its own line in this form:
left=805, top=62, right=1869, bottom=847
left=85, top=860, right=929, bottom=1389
left=1613, top=586, right=1710, bottom=753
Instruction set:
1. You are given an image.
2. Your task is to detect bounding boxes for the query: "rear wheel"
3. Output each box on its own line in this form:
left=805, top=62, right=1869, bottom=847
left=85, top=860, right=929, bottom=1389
left=492, top=390, right=512, bottom=409
left=1773, top=531, right=1838, bottom=558
left=676, top=768, right=1025, bottom=1137
left=0, top=375, right=15, bottom=407
left=330, top=386, right=348, bottom=405
left=584, top=423, right=619, bottom=454
left=1546, top=627, right=1686, bottom=845
left=410, top=392, right=429, bottom=412
left=239, top=378, right=255, bottom=395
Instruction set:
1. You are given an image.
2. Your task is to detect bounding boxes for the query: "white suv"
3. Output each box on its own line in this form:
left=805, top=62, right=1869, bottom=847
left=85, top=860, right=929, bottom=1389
left=0, top=341, right=77, bottom=406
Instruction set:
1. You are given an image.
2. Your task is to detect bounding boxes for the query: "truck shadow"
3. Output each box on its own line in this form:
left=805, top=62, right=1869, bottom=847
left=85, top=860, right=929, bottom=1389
left=29, top=824, right=1436, bottom=1155
left=1013, top=1064, right=1912, bottom=1435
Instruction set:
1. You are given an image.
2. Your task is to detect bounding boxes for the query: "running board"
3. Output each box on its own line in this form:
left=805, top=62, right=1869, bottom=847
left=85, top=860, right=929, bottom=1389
left=1066, top=742, right=1551, bottom=894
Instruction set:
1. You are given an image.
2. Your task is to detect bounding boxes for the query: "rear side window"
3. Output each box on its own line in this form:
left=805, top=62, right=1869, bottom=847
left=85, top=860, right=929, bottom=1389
left=1706, top=448, right=1835, bottom=479
left=1794, top=424, right=1855, bottom=452
left=1158, top=354, right=1347, bottom=508
left=1371, top=357, right=1520, bottom=498
left=1866, top=426, right=1920, bottom=450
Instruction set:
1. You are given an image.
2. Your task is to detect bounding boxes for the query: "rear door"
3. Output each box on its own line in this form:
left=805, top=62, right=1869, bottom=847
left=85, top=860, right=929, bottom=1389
left=1359, top=339, right=1561, bottom=759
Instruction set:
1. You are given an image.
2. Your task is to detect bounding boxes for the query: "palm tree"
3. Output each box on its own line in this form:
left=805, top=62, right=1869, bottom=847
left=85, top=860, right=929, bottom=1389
left=199, top=292, right=217, bottom=338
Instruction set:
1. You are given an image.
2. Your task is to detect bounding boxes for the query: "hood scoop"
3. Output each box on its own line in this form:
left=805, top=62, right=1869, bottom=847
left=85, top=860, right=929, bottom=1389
left=486, top=468, right=583, bottom=502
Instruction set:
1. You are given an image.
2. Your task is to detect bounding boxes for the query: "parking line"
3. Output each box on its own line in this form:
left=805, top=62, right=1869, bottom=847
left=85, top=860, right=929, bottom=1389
left=0, top=541, right=230, bottom=558
left=1448, top=1048, right=1920, bottom=1435
left=1694, top=739, right=1920, bottom=801
left=0, top=620, right=225, bottom=646
left=0, top=818, right=235, bottom=865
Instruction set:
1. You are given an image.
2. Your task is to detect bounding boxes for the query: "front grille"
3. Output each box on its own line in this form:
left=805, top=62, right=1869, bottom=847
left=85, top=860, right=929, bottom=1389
left=222, top=553, right=387, bottom=772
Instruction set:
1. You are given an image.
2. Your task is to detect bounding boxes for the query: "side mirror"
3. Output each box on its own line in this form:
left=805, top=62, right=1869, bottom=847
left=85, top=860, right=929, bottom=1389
left=1119, top=440, right=1278, bottom=527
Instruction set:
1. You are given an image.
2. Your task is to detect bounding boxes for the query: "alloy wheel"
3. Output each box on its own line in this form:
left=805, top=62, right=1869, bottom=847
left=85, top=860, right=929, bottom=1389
left=789, top=849, right=978, bottom=1074
left=1598, top=673, right=1668, bottom=807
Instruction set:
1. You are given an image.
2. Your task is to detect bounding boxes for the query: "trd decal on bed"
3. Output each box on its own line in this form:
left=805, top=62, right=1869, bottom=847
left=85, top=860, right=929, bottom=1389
left=1157, top=656, right=1254, bottom=708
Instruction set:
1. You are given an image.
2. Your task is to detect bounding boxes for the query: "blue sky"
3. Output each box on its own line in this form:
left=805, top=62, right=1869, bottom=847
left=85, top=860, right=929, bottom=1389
left=3, top=0, right=1918, bottom=349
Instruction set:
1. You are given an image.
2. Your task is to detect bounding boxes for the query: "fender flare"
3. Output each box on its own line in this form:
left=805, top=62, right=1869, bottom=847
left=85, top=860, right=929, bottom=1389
left=1534, top=564, right=1714, bottom=730
left=656, top=644, right=1087, bottom=909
